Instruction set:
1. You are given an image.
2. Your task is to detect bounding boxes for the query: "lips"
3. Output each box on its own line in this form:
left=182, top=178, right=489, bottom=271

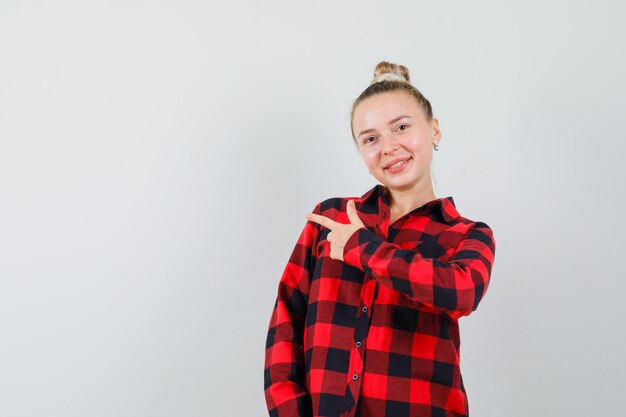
left=383, top=156, right=412, bottom=169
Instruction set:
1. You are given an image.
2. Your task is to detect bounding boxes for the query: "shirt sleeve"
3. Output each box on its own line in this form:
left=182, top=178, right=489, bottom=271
left=342, top=221, right=496, bottom=320
left=264, top=203, right=321, bottom=417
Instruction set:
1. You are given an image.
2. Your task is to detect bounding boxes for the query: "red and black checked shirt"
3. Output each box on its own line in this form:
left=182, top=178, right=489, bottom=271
left=264, top=184, right=496, bottom=417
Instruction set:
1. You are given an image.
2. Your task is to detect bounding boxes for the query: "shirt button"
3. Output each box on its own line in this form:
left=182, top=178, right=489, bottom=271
left=352, top=373, right=359, bottom=381
left=362, top=306, right=368, bottom=313
left=355, top=341, right=362, bottom=348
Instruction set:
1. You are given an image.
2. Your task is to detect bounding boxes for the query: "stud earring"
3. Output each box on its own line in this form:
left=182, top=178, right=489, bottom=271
left=433, top=142, right=439, bottom=151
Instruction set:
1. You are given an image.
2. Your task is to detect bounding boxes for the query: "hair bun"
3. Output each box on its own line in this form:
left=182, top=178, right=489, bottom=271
left=371, top=61, right=410, bottom=84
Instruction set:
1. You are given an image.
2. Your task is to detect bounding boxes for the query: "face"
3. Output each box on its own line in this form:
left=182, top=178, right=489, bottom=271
left=352, top=91, right=441, bottom=194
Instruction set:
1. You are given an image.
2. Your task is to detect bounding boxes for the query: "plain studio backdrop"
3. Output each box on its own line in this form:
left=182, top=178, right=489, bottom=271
left=1, top=1, right=624, bottom=416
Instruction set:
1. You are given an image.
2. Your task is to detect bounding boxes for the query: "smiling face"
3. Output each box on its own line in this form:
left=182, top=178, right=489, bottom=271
left=352, top=90, right=441, bottom=195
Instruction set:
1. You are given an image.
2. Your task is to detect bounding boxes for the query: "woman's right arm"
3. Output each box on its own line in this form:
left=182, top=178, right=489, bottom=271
left=264, top=203, right=321, bottom=417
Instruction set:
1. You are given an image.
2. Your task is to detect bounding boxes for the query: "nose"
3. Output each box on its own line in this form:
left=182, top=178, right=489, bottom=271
left=381, top=133, right=399, bottom=155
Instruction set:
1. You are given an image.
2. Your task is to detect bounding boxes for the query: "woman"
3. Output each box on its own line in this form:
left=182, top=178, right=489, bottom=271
left=264, top=61, right=496, bottom=417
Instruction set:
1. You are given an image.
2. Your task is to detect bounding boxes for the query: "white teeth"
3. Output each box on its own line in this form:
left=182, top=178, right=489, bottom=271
left=387, top=158, right=409, bottom=169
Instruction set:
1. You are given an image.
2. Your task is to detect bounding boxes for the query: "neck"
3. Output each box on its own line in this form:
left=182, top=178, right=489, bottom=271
left=385, top=180, right=436, bottom=215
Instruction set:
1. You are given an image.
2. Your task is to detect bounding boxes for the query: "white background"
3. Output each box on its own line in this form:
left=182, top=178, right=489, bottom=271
left=1, top=1, right=625, bottom=416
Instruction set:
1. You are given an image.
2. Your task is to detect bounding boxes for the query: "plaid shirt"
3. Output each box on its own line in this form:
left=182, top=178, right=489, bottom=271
left=264, top=184, right=496, bottom=417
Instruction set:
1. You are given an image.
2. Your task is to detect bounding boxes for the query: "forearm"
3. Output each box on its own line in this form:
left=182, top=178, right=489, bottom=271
left=264, top=205, right=321, bottom=416
left=342, top=223, right=495, bottom=318
left=264, top=297, right=311, bottom=416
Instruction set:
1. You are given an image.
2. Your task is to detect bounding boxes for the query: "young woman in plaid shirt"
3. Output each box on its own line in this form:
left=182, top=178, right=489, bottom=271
left=264, top=61, right=496, bottom=417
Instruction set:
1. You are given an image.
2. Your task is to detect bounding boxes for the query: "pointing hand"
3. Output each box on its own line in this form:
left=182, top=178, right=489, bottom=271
left=305, top=200, right=365, bottom=262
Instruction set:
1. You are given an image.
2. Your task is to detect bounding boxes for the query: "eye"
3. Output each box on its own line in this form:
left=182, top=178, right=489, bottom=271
left=397, top=124, right=408, bottom=131
left=363, top=136, right=376, bottom=144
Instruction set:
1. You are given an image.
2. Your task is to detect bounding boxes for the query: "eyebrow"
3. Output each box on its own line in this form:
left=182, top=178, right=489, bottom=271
left=357, top=115, right=412, bottom=139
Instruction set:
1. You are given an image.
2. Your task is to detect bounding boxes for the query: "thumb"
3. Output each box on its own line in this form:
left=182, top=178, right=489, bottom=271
left=346, top=200, right=363, bottom=226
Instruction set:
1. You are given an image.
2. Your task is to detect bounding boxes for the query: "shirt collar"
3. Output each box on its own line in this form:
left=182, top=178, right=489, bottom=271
left=360, top=183, right=460, bottom=223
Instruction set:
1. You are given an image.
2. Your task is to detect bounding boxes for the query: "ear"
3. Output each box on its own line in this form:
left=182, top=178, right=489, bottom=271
left=430, top=117, right=442, bottom=142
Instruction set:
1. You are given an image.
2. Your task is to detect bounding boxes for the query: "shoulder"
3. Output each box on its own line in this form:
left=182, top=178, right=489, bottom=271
left=441, top=197, right=493, bottom=231
left=438, top=199, right=495, bottom=247
left=313, top=184, right=379, bottom=217
left=313, top=195, right=359, bottom=219
left=454, top=213, right=492, bottom=229
left=452, top=213, right=496, bottom=249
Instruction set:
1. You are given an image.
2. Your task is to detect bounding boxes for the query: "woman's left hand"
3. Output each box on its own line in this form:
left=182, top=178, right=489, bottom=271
left=305, top=199, right=365, bottom=262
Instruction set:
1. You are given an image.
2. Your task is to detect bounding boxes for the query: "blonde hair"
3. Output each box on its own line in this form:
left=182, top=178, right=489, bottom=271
left=350, top=61, right=434, bottom=142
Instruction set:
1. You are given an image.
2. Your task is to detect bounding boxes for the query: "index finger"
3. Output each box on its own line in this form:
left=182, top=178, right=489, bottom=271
left=305, top=212, right=338, bottom=230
